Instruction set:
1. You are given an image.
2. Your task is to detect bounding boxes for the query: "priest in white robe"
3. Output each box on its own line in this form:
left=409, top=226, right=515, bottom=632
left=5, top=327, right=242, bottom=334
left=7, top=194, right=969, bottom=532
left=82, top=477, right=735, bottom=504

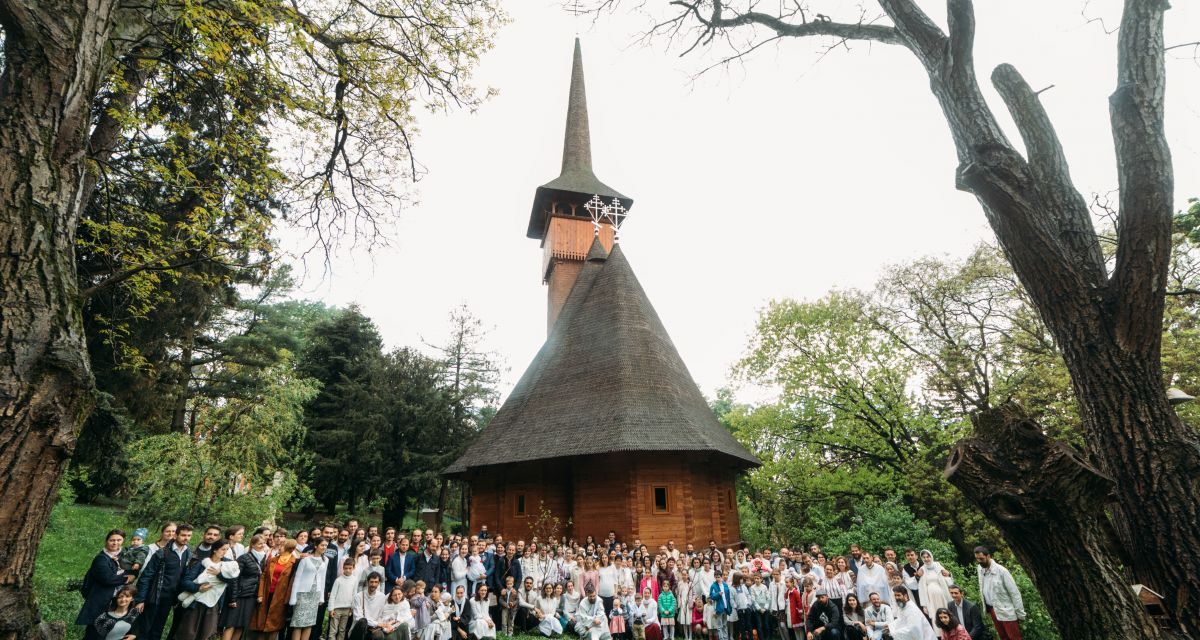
left=887, top=586, right=935, bottom=640
left=855, top=554, right=893, bottom=608
left=575, top=587, right=613, bottom=640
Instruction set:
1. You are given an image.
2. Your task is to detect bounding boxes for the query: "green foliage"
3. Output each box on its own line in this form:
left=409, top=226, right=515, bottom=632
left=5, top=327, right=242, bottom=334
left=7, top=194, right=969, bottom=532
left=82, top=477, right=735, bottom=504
left=69, top=0, right=507, bottom=516
left=728, top=289, right=993, bottom=562
left=69, top=392, right=134, bottom=502
left=299, top=306, right=387, bottom=512
left=427, top=303, right=506, bottom=431
left=125, top=361, right=317, bottom=526
left=374, top=347, right=460, bottom=525
left=823, top=496, right=957, bottom=564
left=734, top=490, right=770, bottom=550
left=297, top=308, right=469, bottom=524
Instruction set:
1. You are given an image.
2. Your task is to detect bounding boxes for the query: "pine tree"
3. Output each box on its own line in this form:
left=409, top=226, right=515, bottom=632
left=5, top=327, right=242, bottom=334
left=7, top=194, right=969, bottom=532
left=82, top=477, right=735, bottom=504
left=299, top=306, right=386, bottom=513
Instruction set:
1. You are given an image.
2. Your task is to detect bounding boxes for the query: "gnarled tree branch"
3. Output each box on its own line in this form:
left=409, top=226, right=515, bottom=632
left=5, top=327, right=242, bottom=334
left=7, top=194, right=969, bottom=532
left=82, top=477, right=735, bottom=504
left=1109, top=0, right=1173, bottom=355
left=991, top=64, right=1106, bottom=288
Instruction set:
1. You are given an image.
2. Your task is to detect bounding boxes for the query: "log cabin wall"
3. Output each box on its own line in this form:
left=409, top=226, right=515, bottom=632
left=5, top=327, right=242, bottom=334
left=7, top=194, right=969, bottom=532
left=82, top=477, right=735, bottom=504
left=466, top=455, right=745, bottom=547
left=467, top=459, right=572, bottom=540
left=571, top=454, right=635, bottom=545
left=543, top=216, right=616, bottom=333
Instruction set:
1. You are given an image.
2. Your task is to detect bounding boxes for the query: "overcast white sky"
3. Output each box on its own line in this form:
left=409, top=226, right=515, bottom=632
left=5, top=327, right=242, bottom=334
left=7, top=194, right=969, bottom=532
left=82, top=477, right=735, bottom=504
left=286, top=0, right=1200, bottom=404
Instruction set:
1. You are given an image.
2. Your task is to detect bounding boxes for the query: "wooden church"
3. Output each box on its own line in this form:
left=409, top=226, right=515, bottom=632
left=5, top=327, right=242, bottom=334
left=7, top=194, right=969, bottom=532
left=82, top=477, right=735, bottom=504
left=444, top=40, right=759, bottom=547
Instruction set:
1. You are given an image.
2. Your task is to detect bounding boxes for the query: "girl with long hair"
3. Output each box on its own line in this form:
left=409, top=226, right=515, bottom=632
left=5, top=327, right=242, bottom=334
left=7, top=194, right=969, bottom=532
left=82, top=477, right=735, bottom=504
left=841, top=594, right=868, bottom=640
left=87, top=586, right=138, bottom=640
left=933, top=608, right=971, bottom=640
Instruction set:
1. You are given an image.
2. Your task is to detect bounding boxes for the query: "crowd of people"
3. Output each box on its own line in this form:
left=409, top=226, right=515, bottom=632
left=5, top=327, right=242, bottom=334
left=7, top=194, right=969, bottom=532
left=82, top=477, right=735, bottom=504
left=76, top=521, right=1027, bottom=640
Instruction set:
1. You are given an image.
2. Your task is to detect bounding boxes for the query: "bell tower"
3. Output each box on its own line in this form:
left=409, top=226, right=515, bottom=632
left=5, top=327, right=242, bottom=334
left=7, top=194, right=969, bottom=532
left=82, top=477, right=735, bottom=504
left=527, top=39, right=634, bottom=334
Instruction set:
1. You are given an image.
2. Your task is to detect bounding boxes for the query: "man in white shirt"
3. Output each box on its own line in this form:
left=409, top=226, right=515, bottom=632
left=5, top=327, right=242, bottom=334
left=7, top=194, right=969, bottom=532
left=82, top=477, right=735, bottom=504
left=353, top=573, right=389, bottom=632
left=336, top=528, right=353, bottom=567
left=886, top=586, right=935, bottom=640
left=975, top=547, right=1024, bottom=640
left=575, top=586, right=612, bottom=640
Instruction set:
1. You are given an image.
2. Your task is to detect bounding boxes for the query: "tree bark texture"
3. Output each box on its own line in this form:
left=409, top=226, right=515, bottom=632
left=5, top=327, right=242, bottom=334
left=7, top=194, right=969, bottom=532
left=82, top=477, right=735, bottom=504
left=945, top=405, right=1162, bottom=640
left=0, top=0, right=122, bottom=636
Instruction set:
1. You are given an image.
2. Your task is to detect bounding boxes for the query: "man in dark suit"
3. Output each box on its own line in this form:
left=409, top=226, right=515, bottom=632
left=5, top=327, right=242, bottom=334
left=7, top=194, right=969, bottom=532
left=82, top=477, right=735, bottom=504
left=949, top=585, right=991, bottom=640
left=316, top=525, right=341, bottom=640
left=387, top=536, right=417, bottom=593
left=414, top=540, right=443, bottom=593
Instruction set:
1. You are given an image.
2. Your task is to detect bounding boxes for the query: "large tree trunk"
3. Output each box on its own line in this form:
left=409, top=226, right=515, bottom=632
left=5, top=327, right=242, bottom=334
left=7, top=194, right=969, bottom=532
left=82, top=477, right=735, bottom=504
left=382, top=493, right=409, bottom=530
left=946, top=404, right=1163, bottom=640
left=1064, top=343, right=1200, bottom=635
left=889, top=1, right=1200, bottom=634
left=0, top=1, right=121, bottom=637
left=435, top=477, right=449, bottom=532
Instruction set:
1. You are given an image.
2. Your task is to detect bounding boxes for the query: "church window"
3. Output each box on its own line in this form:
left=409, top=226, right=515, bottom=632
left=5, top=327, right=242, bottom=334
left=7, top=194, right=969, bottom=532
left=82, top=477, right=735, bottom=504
left=516, top=494, right=527, bottom=516
left=653, top=486, right=669, bottom=513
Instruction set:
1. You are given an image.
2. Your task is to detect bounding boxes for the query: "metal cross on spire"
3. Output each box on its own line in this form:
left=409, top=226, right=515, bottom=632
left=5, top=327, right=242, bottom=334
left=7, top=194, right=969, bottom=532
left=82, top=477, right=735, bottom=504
left=584, top=194, right=630, bottom=240
left=605, top=197, right=628, bottom=242
left=584, top=194, right=606, bottom=236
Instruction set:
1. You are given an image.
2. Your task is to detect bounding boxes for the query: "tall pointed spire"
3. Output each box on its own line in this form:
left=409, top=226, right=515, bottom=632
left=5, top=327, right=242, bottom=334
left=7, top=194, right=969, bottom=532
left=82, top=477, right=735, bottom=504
left=561, top=38, right=593, bottom=177
left=527, top=38, right=633, bottom=240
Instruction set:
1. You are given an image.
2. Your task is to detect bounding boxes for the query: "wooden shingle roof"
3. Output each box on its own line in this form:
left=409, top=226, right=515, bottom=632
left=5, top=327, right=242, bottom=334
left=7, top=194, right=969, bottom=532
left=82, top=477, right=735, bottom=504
left=445, top=240, right=760, bottom=474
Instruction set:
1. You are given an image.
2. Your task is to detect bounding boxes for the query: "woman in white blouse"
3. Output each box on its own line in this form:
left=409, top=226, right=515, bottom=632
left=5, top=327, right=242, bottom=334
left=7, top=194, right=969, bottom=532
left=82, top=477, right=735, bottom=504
left=468, top=585, right=497, bottom=639
left=534, top=584, right=564, bottom=636
left=450, top=546, right=469, bottom=598
left=378, top=587, right=414, bottom=640
left=596, top=555, right=619, bottom=610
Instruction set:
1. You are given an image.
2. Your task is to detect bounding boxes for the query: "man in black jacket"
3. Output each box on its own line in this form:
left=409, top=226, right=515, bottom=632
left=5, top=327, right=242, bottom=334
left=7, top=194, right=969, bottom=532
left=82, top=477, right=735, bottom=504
left=316, top=524, right=341, bottom=640
left=415, top=540, right=443, bottom=593
left=805, top=589, right=842, bottom=640
left=949, top=586, right=990, bottom=640
left=134, top=524, right=193, bottom=640
left=488, top=543, right=523, bottom=624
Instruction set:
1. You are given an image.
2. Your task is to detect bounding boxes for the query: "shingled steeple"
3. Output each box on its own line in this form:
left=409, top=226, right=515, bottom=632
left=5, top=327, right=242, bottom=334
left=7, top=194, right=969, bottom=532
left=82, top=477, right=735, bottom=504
left=533, top=39, right=635, bottom=334
left=526, top=38, right=633, bottom=240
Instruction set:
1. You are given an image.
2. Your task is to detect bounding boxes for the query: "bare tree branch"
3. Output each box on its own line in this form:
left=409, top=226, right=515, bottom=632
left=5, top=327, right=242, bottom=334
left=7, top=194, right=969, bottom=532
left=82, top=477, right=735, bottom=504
left=875, top=0, right=946, bottom=63
left=685, top=0, right=903, bottom=46
left=1109, top=0, right=1173, bottom=354
left=991, top=63, right=1106, bottom=287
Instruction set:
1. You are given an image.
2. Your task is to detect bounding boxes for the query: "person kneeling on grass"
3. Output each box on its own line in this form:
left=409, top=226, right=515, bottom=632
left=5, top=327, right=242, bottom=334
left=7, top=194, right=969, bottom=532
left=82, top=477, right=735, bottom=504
left=576, top=586, right=614, bottom=640
left=354, top=574, right=390, bottom=640
left=534, top=583, right=563, bottom=637
left=377, top=585, right=415, bottom=640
